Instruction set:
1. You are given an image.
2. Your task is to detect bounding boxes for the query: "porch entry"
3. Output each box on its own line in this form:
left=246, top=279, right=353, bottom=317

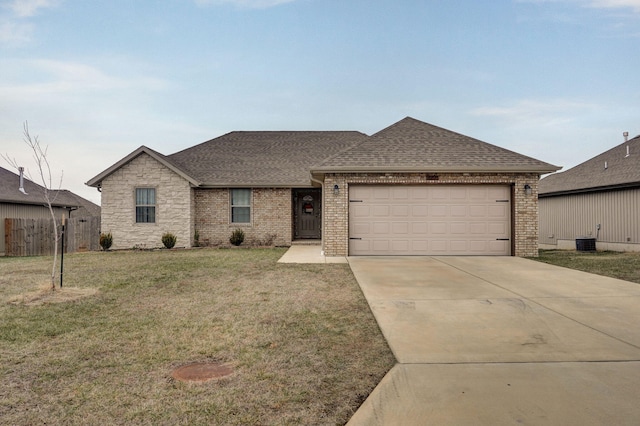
left=293, top=188, right=321, bottom=239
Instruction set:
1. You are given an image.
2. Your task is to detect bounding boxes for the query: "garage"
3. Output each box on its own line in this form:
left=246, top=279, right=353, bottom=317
left=349, top=185, right=511, bottom=255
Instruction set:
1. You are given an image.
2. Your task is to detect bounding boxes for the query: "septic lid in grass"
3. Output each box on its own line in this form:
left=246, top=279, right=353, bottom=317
left=171, top=362, right=233, bottom=383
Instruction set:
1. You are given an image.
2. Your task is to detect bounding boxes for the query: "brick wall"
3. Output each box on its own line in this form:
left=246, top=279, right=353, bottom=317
left=194, top=188, right=291, bottom=246
left=323, top=172, right=540, bottom=257
left=100, top=153, right=193, bottom=249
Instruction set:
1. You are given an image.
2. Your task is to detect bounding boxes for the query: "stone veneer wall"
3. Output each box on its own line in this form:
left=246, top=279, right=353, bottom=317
left=322, top=172, right=540, bottom=257
left=194, top=188, right=292, bottom=246
left=100, top=153, right=193, bottom=249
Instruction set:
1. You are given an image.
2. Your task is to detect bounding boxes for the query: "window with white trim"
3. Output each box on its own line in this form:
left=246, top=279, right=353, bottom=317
left=231, top=189, right=251, bottom=223
left=136, top=188, right=156, bottom=223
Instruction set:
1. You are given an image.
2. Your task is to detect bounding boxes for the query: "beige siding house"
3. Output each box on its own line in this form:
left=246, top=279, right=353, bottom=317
left=539, top=134, right=640, bottom=252
left=87, top=117, right=559, bottom=256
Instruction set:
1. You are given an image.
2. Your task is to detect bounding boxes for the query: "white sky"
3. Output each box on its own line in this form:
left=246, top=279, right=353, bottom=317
left=1, top=0, right=639, bottom=205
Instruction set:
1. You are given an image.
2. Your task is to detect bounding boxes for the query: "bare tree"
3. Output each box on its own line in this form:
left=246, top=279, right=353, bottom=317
left=3, top=122, right=64, bottom=290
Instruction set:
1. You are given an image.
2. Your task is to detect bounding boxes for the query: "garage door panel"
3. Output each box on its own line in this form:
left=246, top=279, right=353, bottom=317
left=391, top=240, right=409, bottom=251
left=410, top=187, right=429, bottom=199
left=450, top=205, right=467, bottom=217
left=349, top=185, right=511, bottom=255
left=391, top=205, right=409, bottom=216
left=372, top=240, right=390, bottom=251
left=392, top=187, right=409, bottom=200
left=430, top=240, right=448, bottom=252
left=353, top=223, right=371, bottom=234
left=450, top=188, right=467, bottom=199
left=412, top=205, right=428, bottom=217
left=412, top=240, right=428, bottom=251
left=488, top=240, right=509, bottom=253
left=469, top=222, right=487, bottom=234
left=488, top=205, right=509, bottom=217
left=351, top=205, right=371, bottom=218
left=450, top=223, right=467, bottom=234
left=372, top=222, right=389, bottom=234
left=450, top=240, right=468, bottom=252
left=430, top=205, right=448, bottom=217
left=430, top=222, right=447, bottom=234
left=488, top=222, right=508, bottom=234
left=412, top=222, right=428, bottom=234
left=469, top=187, right=488, bottom=199
left=469, top=205, right=487, bottom=217
left=373, top=187, right=391, bottom=200
left=372, top=205, right=390, bottom=216
left=430, top=187, right=450, bottom=200
left=392, top=222, right=409, bottom=234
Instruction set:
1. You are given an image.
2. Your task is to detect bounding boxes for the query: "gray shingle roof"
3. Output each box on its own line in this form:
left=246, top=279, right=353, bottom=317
left=312, top=117, right=560, bottom=173
left=88, top=117, right=559, bottom=189
left=0, top=166, right=93, bottom=209
left=539, top=134, right=640, bottom=196
left=168, top=131, right=368, bottom=187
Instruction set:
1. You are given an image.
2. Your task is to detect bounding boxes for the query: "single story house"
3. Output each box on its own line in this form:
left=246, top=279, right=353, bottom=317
left=86, top=117, right=559, bottom=257
left=539, top=133, right=640, bottom=252
left=0, top=166, right=100, bottom=256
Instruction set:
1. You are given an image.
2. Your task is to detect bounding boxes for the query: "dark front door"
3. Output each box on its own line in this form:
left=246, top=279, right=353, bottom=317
left=294, top=189, right=321, bottom=239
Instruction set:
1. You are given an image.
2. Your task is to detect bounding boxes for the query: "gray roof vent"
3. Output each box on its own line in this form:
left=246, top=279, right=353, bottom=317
left=623, top=131, right=629, bottom=142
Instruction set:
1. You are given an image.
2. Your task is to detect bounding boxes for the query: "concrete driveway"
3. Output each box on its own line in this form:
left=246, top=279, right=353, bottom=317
left=346, top=256, right=640, bottom=425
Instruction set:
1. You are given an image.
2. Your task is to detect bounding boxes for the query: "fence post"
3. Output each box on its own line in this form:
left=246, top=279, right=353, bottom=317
left=60, top=215, right=65, bottom=288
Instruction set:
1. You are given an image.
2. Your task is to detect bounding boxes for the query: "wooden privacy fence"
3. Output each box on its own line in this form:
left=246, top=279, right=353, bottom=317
left=4, top=216, right=101, bottom=256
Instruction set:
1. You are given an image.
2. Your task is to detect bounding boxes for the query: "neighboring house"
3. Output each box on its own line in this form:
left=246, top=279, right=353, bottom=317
left=539, top=134, right=640, bottom=252
left=0, top=166, right=100, bottom=256
left=86, top=117, right=559, bottom=257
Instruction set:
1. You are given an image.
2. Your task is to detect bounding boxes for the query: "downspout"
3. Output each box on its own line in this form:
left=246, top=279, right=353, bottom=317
left=309, top=174, right=325, bottom=255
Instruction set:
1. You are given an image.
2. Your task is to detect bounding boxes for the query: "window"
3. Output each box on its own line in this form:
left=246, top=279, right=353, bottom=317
left=136, top=188, right=156, bottom=223
left=231, top=189, right=251, bottom=223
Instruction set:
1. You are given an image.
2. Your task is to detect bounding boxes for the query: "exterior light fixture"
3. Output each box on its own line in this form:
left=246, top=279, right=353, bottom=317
left=524, top=184, right=532, bottom=196
left=333, top=184, right=339, bottom=195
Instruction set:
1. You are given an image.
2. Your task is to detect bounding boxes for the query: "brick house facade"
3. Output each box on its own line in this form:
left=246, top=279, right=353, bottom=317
left=87, top=117, right=557, bottom=256
left=100, top=153, right=194, bottom=249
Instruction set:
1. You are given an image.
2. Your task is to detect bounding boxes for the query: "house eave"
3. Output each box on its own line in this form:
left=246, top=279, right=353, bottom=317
left=0, top=198, right=78, bottom=209
left=197, top=182, right=314, bottom=189
left=311, top=165, right=560, bottom=176
left=539, top=181, right=640, bottom=198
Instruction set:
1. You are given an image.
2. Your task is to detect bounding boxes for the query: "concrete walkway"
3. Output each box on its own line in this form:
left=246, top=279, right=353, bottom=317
left=277, top=244, right=348, bottom=264
left=346, top=256, right=640, bottom=425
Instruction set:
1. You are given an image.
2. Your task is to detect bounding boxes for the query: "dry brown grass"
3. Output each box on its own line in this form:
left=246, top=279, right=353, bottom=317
left=0, top=248, right=395, bottom=425
left=534, top=250, right=640, bottom=284
left=7, top=285, right=98, bottom=306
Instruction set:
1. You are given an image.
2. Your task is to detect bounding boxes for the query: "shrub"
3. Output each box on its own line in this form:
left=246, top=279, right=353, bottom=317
left=162, top=232, right=177, bottom=249
left=193, top=229, right=200, bottom=247
left=229, top=228, right=245, bottom=246
left=99, top=232, right=113, bottom=251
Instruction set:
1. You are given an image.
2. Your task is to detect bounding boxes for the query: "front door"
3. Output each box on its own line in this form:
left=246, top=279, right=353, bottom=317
left=294, top=189, right=321, bottom=239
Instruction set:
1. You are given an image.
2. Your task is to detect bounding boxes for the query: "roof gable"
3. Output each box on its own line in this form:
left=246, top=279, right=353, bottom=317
left=86, top=146, right=201, bottom=188
left=312, top=117, right=560, bottom=174
left=539, top=134, right=640, bottom=195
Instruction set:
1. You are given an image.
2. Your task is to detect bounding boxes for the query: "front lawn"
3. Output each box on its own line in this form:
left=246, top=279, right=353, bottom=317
left=0, top=248, right=395, bottom=425
left=532, top=250, right=640, bottom=284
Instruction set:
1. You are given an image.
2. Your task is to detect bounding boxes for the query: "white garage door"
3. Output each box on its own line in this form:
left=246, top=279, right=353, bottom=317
left=349, top=185, right=511, bottom=255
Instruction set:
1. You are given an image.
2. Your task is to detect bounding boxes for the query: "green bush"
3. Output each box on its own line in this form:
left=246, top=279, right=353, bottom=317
left=99, top=232, right=113, bottom=251
left=162, top=232, right=177, bottom=249
left=229, top=228, right=245, bottom=246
